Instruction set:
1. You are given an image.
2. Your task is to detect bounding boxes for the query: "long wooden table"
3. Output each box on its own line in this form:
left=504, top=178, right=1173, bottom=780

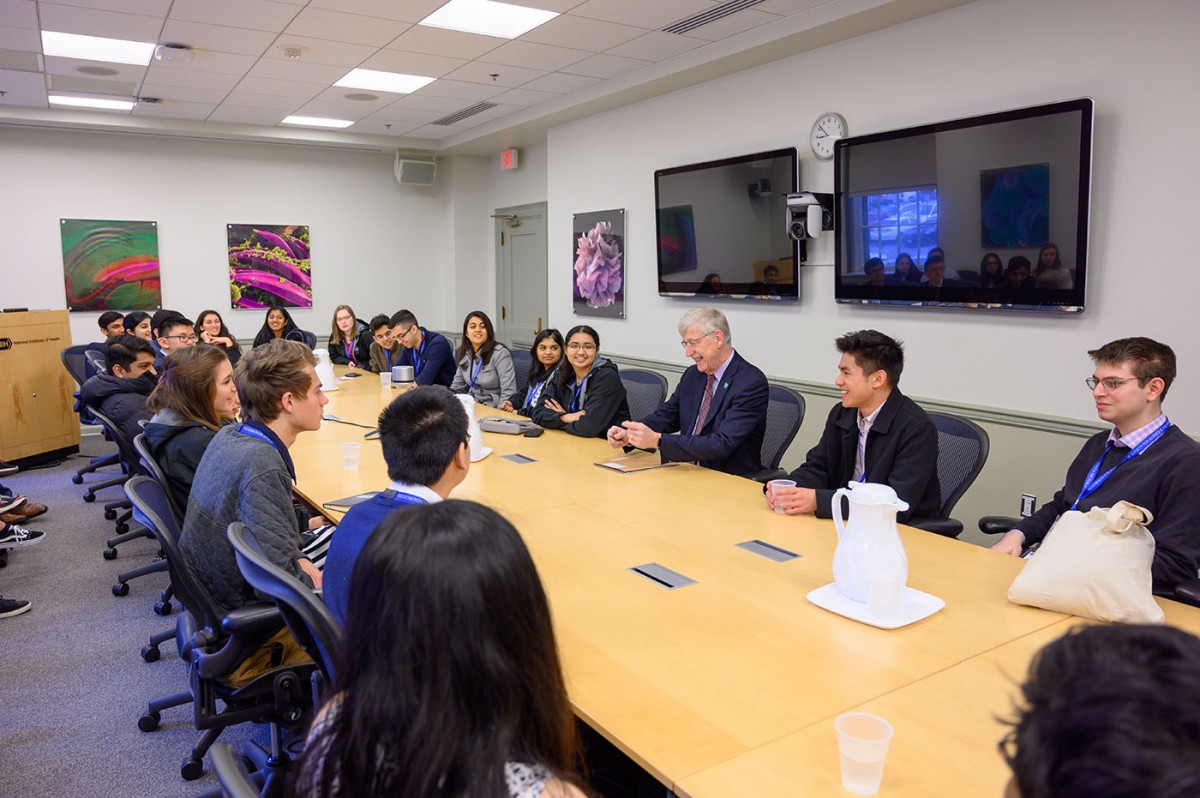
left=293, top=370, right=1200, bottom=795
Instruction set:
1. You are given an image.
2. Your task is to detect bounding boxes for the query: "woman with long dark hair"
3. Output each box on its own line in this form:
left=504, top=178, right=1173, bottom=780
left=892, top=252, right=921, bottom=284
left=252, top=305, right=300, bottom=348
left=123, top=311, right=153, bottom=341
left=978, top=252, right=1005, bottom=289
left=502, top=328, right=563, bottom=416
left=291, top=500, right=588, bottom=798
left=195, top=309, right=242, bottom=366
left=450, top=310, right=516, bottom=408
left=533, top=325, right=630, bottom=439
left=327, top=305, right=371, bottom=368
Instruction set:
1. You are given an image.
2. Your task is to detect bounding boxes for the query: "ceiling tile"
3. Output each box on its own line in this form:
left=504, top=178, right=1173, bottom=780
left=42, top=55, right=144, bottom=79
left=387, top=93, right=470, bottom=113
left=208, top=103, right=289, bottom=125
left=489, top=86, right=560, bottom=107
left=385, top=25, right=502, bottom=61
left=169, top=0, right=301, bottom=34
left=46, top=72, right=137, bottom=94
left=606, top=30, right=705, bottom=60
left=0, top=67, right=48, bottom=105
left=357, top=49, right=466, bottom=78
left=137, top=82, right=230, bottom=103
left=445, top=60, right=546, bottom=88
left=412, top=78, right=505, bottom=102
left=0, top=25, right=41, bottom=52
left=306, top=0, right=444, bottom=23
left=263, top=34, right=377, bottom=68
left=158, top=19, right=277, bottom=57
left=222, top=90, right=305, bottom=110
left=364, top=105, right=442, bottom=124
left=49, top=0, right=172, bottom=15
left=484, top=40, right=590, bottom=72
left=292, top=98, right=375, bottom=120
left=561, top=52, right=650, bottom=79
left=311, top=84, right=394, bottom=106
left=245, top=57, right=347, bottom=84
left=153, top=50, right=258, bottom=77
left=755, top=0, right=828, bottom=13
left=39, top=3, right=165, bottom=40
left=131, top=99, right=215, bottom=119
left=144, top=62, right=242, bottom=90
left=523, top=14, right=643, bottom=51
left=680, top=9, right=781, bottom=41
left=234, top=75, right=328, bottom=98
left=282, top=8, right=410, bottom=47
left=0, top=0, right=39, bottom=30
left=570, top=0, right=716, bottom=30
left=348, top=117, right=424, bottom=135
left=508, top=0, right=582, bottom=12
left=405, top=124, right=459, bottom=139
left=519, top=71, right=600, bottom=94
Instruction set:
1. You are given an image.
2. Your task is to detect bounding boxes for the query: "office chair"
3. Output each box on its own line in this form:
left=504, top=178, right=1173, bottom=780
left=908, top=411, right=990, bottom=538
left=83, top=347, right=106, bottom=378
left=125, top=476, right=315, bottom=782
left=61, top=345, right=122, bottom=490
left=209, top=743, right=262, bottom=798
left=122, top=433, right=178, bottom=616
left=751, top=384, right=806, bottom=483
left=510, top=345, right=532, bottom=399
left=285, top=328, right=317, bottom=349
left=88, top=408, right=151, bottom=562
left=620, top=368, right=668, bottom=421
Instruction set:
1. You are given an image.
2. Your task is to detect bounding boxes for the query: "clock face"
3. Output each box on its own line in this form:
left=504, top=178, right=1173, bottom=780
left=810, top=112, right=847, bottom=160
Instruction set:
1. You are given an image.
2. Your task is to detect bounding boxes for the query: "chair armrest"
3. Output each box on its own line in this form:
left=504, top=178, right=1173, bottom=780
left=193, top=604, right=284, bottom=680
left=979, top=516, right=1020, bottom=535
left=750, top=468, right=787, bottom=484
left=907, top=518, right=964, bottom=538
left=220, top=603, right=282, bottom=636
left=1172, top=578, right=1200, bottom=608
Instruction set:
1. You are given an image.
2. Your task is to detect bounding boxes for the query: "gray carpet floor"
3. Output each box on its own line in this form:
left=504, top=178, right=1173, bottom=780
left=1, top=434, right=254, bottom=798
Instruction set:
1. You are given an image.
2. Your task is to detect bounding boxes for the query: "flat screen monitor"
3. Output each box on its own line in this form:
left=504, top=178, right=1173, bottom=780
left=833, top=98, right=1093, bottom=312
left=656, top=148, right=799, bottom=301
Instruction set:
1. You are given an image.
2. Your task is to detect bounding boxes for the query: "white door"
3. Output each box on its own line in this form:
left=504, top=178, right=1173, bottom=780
left=494, top=202, right=547, bottom=347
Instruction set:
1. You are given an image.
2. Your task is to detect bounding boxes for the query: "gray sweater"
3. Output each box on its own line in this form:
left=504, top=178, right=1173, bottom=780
left=179, top=424, right=313, bottom=616
left=450, top=345, right=517, bottom=408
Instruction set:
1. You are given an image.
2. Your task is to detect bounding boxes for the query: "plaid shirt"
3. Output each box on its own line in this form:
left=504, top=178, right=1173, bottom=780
left=1107, top=413, right=1169, bottom=449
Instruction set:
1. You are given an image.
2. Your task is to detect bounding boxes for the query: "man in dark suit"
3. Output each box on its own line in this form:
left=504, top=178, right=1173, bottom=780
left=767, top=330, right=940, bottom=524
left=607, top=307, right=769, bottom=478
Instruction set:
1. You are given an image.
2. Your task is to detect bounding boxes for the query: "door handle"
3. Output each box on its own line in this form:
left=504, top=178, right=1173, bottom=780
left=536, top=317, right=542, bottom=333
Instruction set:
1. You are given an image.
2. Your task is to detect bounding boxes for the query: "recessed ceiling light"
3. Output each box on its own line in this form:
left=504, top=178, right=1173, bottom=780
left=419, top=0, right=558, bottom=39
left=343, top=93, right=380, bottom=102
left=42, top=31, right=155, bottom=66
left=281, top=115, right=354, bottom=129
left=49, top=94, right=135, bottom=111
left=334, top=69, right=435, bottom=95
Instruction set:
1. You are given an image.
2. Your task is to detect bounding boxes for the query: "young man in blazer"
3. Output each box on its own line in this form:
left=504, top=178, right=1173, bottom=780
left=768, top=330, right=940, bottom=524
left=607, top=307, right=769, bottom=478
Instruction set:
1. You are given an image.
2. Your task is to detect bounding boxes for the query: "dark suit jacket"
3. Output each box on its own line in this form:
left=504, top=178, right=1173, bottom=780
left=787, top=388, right=940, bottom=524
left=640, top=350, right=768, bottom=478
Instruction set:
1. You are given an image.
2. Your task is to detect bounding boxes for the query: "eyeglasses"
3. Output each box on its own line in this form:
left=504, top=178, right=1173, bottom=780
left=566, top=342, right=596, bottom=352
left=1085, top=376, right=1140, bottom=392
left=680, top=331, right=715, bottom=349
left=166, top=334, right=198, bottom=343
left=394, top=325, right=416, bottom=340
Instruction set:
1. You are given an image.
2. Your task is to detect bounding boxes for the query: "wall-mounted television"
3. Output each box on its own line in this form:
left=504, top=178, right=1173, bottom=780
left=834, top=98, right=1093, bottom=313
left=656, top=147, right=799, bottom=301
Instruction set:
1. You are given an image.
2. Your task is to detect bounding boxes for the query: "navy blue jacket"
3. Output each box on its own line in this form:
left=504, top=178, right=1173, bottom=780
left=397, top=328, right=455, bottom=387
left=639, top=351, right=769, bottom=478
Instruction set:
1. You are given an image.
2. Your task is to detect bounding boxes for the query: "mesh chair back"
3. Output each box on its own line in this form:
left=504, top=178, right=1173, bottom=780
left=89, top=407, right=143, bottom=477
left=511, top=346, right=532, bottom=399
left=285, top=328, right=317, bottom=349
left=61, top=345, right=90, bottom=387
left=210, top=743, right=260, bottom=798
left=761, top=384, right=806, bottom=471
left=83, top=348, right=107, bottom=378
left=620, top=369, right=668, bottom=421
left=927, top=412, right=990, bottom=518
left=125, top=475, right=223, bottom=629
left=133, top=433, right=185, bottom=526
left=228, top=523, right=342, bottom=691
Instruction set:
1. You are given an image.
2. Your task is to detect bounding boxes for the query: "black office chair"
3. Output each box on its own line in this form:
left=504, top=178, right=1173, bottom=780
left=750, top=384, right=806, bottom=483
left=87, top=408, right=141, bottom=546
left=210, top=743, right=261, bottom=798
left=123, top=433, right=178, bottom=616
left=908, top=411, right=990, bottom=538
left=285, top=328, right=317, bottom=349
left=125, top=476, right=315, bottom=782
left=510, top=345, right=532, bottom=399
left=83, top=347, right=106, bottom=378
left=620, top=368, right=668, bottom=421
left=62, top=345, right=122, bottom=491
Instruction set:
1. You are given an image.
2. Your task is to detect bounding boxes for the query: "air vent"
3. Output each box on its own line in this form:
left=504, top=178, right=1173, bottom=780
left=662, top=0, right=766, bottom=34
left=77, top=65, right=119, bottom=77
left=0, top=49, right=40, bottom=72
left=431, top=101, right=497, bottom=126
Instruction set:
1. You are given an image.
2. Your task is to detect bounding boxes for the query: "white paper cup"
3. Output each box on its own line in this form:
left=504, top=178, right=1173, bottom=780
left=339, top=442, right=361, bottom=471
left=835, top=712, right=894, bottom=795
left=379, top=371, right=392, bottom=388
left=767, top=479, right=796, bottom=514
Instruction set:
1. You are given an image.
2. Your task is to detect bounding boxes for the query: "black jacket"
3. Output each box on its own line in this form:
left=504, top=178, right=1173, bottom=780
left=787, top=388, right=940, bottom=524
left=328, top=322, right=372, bottom=368
left=533, top=359, right=631, bottom=439
left=143, top=411, right=219, bottom=513
left=79, top=372, right=155, bottom=443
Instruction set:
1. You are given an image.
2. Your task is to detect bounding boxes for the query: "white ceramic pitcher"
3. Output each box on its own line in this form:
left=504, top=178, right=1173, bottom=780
left=831, top=482, right=909, bottom=604
left=312, top=348, right=339, bottom=392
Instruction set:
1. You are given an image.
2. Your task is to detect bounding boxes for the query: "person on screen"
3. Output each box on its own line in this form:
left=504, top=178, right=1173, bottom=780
left=864, top=257, right=887, bottom=287
left=1004, top=256, right=1036, bottom=291
left=502, top=328, right=563, bottom=416
left=607, top=307, right=768, bottom=478
left=1034, top=242, right=1073, bottom=290
left=699, top=273, right=728, bottom=295
left=979, top=252, right=1005, bottom=289
left=367, top=314, right=403, bottom=374
left=766, top=330, right=939, bottom=524
left=748, top=264, right=784, bottom=299
left=921, top=256, right=963, bottom=289
left=533, top=325, right=630, bottom=439
left=390, top=309, right=456, bottom=387
left=1001, top=624, right=1200, bottom=798
left=321, top=386, right=470, bottom=625
left=990, top=338, right=1200, bottom=593
left=893, top=252, right=922, bottom=284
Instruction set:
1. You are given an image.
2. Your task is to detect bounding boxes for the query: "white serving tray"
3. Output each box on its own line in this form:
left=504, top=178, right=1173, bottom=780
left=806, top=582, right=945, bottom=629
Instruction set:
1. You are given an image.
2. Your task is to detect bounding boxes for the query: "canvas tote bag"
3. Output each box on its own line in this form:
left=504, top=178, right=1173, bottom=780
left=1008, top=501, right=1164, bottom=623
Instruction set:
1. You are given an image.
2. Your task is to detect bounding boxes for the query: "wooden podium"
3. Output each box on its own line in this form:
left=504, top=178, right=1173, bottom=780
left=0, top=310, right=80, bottom=463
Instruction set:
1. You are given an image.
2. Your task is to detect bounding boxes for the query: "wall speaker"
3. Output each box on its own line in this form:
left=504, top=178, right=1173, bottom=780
left=394, top=154, right=436, bottom=187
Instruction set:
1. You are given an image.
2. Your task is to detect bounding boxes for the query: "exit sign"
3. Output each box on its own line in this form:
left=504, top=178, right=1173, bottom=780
left=500, top=148, right=520, bottom=171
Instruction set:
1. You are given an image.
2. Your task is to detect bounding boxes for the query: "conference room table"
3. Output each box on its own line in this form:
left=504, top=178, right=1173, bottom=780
left=292, top=369, right=1200, bottom=796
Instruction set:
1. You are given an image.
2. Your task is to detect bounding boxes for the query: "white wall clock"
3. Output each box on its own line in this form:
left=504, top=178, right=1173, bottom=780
left=810, top=112, right=847, bottom=160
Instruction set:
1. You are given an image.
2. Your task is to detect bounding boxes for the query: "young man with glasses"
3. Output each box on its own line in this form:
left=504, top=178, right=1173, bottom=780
left=366, top=314, right=403, bottom=374
left=154, top=314, right=196, bottom=373
left=991, top=337, right=1200, bottom=593
left=389, top=309, right=455, bottom=387
left=607, top=307, right=768, bottom=478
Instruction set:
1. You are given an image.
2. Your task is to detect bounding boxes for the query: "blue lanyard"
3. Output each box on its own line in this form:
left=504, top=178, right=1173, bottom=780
left=412, top=334, right=427, bottom=374
left=379, top=489, right=428, bottom=506
left=385, top=348, right=393, bottom=370
left=343, top=340, right=356, bottom=365
left=469, top=356, right=484, bottom=389
left=570, top=379, right=585, bottom=413
left=524, top=378, right=547, bottom=409
left=1072, top=421, right=1171, bottom=509
left=238, top=423, right=294, bottom=479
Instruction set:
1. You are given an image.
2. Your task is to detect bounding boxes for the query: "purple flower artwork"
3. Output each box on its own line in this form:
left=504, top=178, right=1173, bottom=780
left=227, top=224, right=312, bottom=310
left=572, top=209, right=626, bottom=319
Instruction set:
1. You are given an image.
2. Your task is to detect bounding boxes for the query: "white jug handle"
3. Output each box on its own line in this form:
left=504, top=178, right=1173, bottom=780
left=832, top=487, right=850, bottom=541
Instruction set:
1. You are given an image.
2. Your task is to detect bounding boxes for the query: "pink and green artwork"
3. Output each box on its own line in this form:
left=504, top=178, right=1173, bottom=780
left=227, top=224, right=312, bottom=309
left=60, top=219, right=161, bottom=311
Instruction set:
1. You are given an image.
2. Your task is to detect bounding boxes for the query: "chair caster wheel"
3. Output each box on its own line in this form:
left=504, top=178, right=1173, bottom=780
left=83, top=493, right=96, bottom=503
left=104, top=508, right=117, bottom=520
left=154, top=600, right=173, bottom=616
left=141, top=645, right=161, bottom=662
left=138, top=711, right=160, bottom=732
left=181, top=757, right=204, bottom=780
left=103, top=548, right=118, bottom=560
left=72, top=474, right=84, bottom=484
left=115, top=523, right=129, bottom=534
left=112, top=582, right=130, bottom=597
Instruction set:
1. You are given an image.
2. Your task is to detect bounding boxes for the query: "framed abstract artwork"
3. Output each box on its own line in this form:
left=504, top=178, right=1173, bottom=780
left=980, top=162, right=1049, bottom=248
left=572, top=209, right=625, bottom=319
left=60, top=219, right=161, bottom=311
left=227, top=224, right=312, bottom=309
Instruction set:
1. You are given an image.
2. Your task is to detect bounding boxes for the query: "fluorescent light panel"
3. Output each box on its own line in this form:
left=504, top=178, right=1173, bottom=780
left=49, top=94, right=135, bottom=111
left=419, top=0, right=558, bottom=39
left=334, top=69, right=436, bottom=94
left=281, top=115, right=355, bottom=129
left=42, top=31, right=155, bottom=66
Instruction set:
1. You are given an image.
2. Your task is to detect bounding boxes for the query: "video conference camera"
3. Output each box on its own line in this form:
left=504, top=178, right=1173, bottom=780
left=786, top=192, right=834, bottom=241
